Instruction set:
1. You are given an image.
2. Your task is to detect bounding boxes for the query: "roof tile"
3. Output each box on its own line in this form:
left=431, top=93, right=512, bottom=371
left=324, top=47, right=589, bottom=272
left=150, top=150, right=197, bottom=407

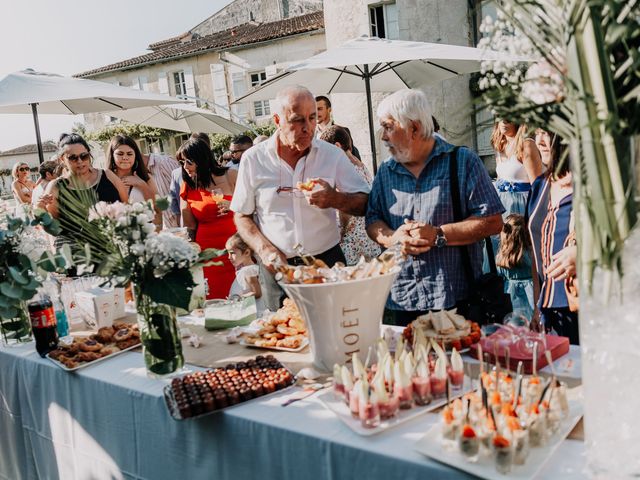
left=76, top=12, right=324, bottom=78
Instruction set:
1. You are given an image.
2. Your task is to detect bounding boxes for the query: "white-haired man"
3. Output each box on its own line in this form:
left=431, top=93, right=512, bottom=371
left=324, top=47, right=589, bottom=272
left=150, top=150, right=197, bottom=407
left=366, top=89, right=504, bottom=326
left=231, top=85, right=371, bottom=310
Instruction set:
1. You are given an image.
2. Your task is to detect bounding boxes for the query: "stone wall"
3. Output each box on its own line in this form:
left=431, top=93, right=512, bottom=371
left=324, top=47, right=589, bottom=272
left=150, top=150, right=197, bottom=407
left=322, top=0, right=476, bottom=171
left=192, top=0, right=323, bottom=37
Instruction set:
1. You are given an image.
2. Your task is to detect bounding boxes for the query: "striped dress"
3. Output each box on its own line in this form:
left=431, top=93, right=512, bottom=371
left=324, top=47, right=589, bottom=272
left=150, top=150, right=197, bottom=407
left=527, top=175, right=573, bottom=308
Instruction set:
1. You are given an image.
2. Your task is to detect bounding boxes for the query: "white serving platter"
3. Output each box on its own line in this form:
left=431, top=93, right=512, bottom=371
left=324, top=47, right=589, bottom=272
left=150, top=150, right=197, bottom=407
left=414, top=397, right=583, bottom=480
left=317, top=376, right=474, bottom=436
left=46, top=342, right=141, bottom=372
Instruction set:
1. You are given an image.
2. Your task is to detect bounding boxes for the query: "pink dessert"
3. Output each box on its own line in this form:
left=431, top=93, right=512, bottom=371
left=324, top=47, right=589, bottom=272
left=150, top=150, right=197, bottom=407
left=349, top=389, right=359, bottom=417
left=359, top=401, right=381, bottom=428
left=379, top=394, right=400, bottom=419
left=448, top=370, right=464, bottom=390
left=394, top=383, right=413, bottom=409
left=430, top=375, right=447, bottom=397
left=412, top=376, right=432, bottom=405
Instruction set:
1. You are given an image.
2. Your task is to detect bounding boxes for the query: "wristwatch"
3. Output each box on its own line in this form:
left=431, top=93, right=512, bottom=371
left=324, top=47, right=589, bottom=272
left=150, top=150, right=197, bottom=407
left=434, top=226, right=447, bottom=248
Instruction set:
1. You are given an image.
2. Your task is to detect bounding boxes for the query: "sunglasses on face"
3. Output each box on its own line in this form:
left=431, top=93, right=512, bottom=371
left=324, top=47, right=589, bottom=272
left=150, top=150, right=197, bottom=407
left=18, top=167, right=30, bottom=172
left=179, top=158, right=195, bottom=166
left=65, top=152, right=92, bottom=163
left=230, top=148, right=248, bottom=155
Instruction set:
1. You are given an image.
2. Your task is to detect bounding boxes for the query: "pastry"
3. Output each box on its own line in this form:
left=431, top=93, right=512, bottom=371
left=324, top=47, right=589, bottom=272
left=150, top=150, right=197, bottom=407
left=116, top=337, right=140, bottom=350
left=79, top=339, right=103, bottom=352
left=74, top=351, right=102, bottom=362
left=95, top=326, right=115, bottom=343
left=113, top=328, right=133, bottom=342
left=100, top=345, right=121, bottom=356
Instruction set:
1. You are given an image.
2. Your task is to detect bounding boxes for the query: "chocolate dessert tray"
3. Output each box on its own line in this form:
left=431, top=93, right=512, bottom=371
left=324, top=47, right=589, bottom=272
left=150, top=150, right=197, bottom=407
left=164, top=354, right=297, bottom=420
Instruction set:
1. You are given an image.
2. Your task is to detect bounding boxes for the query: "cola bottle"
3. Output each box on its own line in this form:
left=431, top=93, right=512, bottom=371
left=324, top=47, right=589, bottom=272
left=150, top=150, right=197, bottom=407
left=28, top=292, right=59, bottom=357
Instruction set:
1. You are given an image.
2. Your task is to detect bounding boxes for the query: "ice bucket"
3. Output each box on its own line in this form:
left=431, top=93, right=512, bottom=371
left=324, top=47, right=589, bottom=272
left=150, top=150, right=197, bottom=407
left=280, top=268, right=400, bottom=372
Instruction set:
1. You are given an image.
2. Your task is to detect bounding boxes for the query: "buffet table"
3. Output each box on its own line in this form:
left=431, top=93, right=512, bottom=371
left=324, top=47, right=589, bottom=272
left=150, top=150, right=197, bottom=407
left=1, top=333, right=587, bottom=480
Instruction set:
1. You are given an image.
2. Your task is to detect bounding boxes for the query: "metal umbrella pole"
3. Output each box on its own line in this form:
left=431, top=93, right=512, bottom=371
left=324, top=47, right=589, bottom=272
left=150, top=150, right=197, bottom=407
left=30, top=103, right=45, bottom=164
left=362, top=64, right=378, bottom=173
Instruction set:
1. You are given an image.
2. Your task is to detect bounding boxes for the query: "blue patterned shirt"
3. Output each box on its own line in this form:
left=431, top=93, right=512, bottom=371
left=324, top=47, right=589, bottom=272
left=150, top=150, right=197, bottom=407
left=365, top=137, right=505, bottom=311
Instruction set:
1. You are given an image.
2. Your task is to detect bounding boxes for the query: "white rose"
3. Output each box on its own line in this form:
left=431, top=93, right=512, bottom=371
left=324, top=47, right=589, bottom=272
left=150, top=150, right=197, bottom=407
left=131, top=230, right=141, bottom=241
left=117, top=217, right=129, bottom=227
left=131, top=243, right=145, bottom=255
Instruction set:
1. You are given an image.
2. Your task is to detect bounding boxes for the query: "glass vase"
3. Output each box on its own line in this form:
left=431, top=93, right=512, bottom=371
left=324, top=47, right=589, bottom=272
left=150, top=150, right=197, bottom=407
left=134, top=287, right=184, bottom=378
left=0, top=301, right=33, bottom=346
left=581, top=225, right=640, bottom=478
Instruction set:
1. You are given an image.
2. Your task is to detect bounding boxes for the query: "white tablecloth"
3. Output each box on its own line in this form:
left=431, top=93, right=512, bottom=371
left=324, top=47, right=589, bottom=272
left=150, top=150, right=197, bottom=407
left=0, top=343, right=587, bottom=480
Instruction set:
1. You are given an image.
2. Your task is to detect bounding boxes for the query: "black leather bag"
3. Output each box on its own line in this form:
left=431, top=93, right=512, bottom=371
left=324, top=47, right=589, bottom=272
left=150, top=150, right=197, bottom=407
left=448, top=147, right=513, bottom=326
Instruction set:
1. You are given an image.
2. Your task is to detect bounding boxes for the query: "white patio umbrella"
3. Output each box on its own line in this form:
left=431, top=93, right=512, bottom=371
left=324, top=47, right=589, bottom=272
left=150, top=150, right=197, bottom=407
left=235, top=36, right=528, bottom=171
left=104, top=103, right=248, bottom=136
left=0, top=69, right=187, bottom=163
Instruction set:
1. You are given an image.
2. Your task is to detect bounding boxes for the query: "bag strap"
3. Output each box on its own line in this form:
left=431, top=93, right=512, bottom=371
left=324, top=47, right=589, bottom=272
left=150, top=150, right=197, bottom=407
left=448, top=147, right=497, bottom=283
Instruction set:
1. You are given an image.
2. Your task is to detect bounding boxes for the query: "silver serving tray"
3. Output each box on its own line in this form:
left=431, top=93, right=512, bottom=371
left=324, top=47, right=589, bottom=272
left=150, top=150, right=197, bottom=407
left=164, top=363, right=298, bottom=420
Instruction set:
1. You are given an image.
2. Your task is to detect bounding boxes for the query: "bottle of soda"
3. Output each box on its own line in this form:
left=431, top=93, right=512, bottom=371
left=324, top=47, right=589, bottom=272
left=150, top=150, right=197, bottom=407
left=28, top=292, right=59, bottom=357
left=53, top=298, right=69, bottom=338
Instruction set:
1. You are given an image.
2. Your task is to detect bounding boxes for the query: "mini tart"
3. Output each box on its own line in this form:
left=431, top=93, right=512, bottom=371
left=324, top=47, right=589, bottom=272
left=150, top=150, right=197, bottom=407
left=113, top=328, right=133, bottom=342
left=79, top=339, right=103, bottom=352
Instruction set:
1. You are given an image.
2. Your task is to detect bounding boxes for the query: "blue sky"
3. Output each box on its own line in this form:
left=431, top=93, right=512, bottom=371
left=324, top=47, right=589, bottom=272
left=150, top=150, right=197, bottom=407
left=0, top=0, right=232, bottom=150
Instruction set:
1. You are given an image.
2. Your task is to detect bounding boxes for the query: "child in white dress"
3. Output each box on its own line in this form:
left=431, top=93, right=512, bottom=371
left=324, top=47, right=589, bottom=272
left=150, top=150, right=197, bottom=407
left=225, top=233, right=265, bottom=315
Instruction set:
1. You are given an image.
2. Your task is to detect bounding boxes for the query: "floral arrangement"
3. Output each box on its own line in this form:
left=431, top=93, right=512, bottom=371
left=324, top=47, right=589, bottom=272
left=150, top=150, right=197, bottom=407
left=0, top=208, right=62, bottom=326
left=78, top=199, right=222, bottom=310
left=477, top=0, right=640, bottom=290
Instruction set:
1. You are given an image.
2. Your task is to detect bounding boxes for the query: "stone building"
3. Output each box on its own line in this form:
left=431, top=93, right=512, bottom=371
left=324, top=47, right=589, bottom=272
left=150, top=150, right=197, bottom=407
left=77, top=0, right=492, bottom=167
left=76, top=1, right=325, bottom=154
left=322, top=0, right=492, bottom=169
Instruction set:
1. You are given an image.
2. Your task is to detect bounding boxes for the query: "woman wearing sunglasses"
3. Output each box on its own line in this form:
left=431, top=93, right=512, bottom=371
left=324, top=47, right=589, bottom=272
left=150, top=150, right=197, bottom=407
left=45, top=133, right=128, bottom=246
left=11, top=162, right=36, bottom=205
left=178, top=137, right=237, bottom=299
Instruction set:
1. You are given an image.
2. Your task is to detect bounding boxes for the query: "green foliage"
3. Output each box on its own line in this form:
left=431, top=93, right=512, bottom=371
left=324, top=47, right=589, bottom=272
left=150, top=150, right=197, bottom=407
left=86, top=122, right=180, bottom=143
left=0, top=211, right=65, bottom=319
left=210, top=121, right=276, bottom=157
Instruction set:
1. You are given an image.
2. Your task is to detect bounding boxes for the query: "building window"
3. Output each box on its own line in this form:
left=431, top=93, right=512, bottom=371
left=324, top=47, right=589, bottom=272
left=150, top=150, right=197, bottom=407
left=249, top=71, right=270, bottom=117
left=173, top=133, right=190, bottom=152
left=231, top=72, right=248, bottom=120
left=253, top=100, right=271, bottom=117
left=173, top=71, right=187, bottom=97
left=369, top=2, right=399, bottom=40
left=250, top=71, right=267, bottom=87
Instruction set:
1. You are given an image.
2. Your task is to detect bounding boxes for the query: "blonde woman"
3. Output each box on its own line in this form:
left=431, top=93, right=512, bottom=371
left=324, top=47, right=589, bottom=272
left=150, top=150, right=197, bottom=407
left=490, top=120, right=543, bottom=217
left=11, top=162, right=36, bottom=205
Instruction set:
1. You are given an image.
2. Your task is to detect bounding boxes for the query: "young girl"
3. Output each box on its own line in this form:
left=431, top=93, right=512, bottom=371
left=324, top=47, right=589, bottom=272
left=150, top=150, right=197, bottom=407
left=495, top=214, right=535, bottom=320
left=225, top=233, right=265, bottom=315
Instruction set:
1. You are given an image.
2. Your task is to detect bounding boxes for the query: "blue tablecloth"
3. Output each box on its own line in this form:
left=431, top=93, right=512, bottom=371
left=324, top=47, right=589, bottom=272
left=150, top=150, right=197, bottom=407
left=0, top=343, right=586, bottom=480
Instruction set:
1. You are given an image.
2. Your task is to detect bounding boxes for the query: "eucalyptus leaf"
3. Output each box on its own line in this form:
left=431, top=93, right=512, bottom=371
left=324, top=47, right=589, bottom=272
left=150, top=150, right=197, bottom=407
left=0, top=306, right=19, bottom=320
left=0, top=282, right=24, bottom=300
left=8, top=266, right=29, bottom=286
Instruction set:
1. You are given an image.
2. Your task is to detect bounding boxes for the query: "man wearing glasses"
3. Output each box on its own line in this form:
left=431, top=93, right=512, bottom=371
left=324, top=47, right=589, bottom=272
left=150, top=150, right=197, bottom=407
left=231, top=85, right=371, bottom=311
left=226, top=135, right=253, bottom=171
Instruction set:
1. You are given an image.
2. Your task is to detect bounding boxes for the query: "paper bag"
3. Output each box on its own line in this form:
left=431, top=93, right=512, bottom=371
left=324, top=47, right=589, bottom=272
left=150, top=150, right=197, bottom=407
left=204, top=296, right=257, bottom=330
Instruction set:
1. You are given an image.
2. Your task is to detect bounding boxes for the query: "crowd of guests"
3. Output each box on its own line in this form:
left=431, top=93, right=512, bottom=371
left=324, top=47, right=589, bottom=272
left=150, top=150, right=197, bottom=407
left=10, top=85, right=579, bottom=344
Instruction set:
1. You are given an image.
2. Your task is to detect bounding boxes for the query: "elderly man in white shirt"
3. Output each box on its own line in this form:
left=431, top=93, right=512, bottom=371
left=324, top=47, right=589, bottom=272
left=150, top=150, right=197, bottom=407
left=231, top=85, right=371, bottom=310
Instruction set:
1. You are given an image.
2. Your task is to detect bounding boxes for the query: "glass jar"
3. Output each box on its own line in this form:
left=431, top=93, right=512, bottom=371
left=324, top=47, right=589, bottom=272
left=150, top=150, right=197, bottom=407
left=134, top=286, right=184, bottom=378
left=0, top=301, right=33, bottom=346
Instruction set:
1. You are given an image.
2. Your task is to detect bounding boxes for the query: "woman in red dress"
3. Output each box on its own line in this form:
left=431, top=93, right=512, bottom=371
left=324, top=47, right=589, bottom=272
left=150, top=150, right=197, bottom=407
left=178, top=138, right=237, bottom=299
